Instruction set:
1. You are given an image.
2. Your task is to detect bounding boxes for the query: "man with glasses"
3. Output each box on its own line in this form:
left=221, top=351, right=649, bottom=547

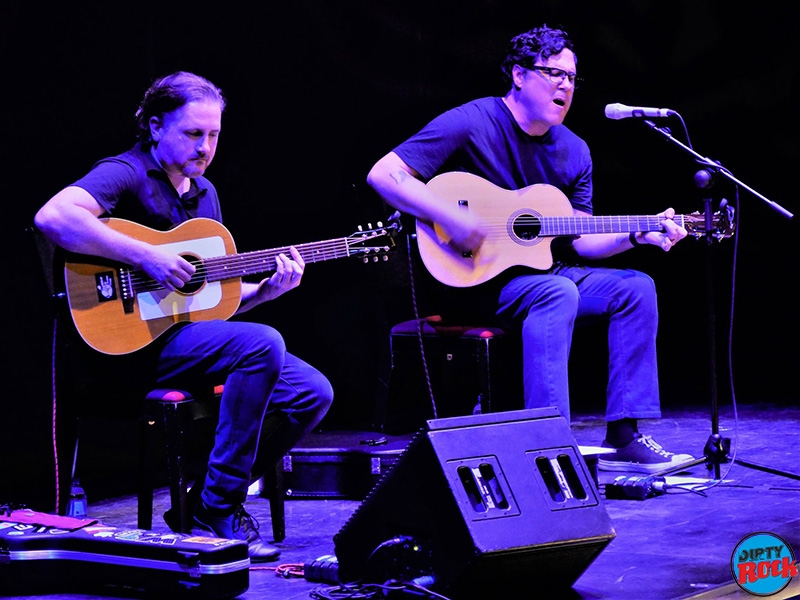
left=367, top=25, right=694, bottom=472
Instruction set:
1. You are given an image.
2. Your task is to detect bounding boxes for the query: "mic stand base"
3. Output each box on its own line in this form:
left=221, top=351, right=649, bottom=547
left=653, top=432, right=800, bottom=481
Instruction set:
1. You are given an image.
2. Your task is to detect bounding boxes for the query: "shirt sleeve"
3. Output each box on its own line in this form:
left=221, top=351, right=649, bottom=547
left=72, top=158, right=141, bottom=215
left=393, top=105, right=473, bottom=181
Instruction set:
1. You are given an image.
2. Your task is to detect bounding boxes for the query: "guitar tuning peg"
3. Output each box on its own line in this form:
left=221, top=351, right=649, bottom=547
left=367, top=223, right=373, bottom=229
left=362, top=257, right=369, bottom=264
left=377, top=221, right=383, bottom=227
left=357, top=225, right=363, bottom=232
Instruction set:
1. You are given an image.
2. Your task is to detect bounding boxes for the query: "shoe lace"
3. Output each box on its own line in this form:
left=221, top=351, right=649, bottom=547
left=637, top=435, right=675, bottom=458
left=231, top=506, right=261, bottom=539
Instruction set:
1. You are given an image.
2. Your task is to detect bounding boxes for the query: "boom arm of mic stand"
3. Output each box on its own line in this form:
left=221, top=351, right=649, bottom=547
left=642, top=120, right=794, bottom=220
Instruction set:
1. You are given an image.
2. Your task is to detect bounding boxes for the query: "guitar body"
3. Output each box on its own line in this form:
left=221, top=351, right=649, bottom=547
left=418, top=172, right=572, bottom=287
left=64, top=218, right=242, bottom=355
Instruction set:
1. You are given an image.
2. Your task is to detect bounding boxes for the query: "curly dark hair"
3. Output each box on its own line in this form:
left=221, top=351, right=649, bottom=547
left=135, top=71, right=226, bottom=145
left=500, top=25, right=576, bottom=87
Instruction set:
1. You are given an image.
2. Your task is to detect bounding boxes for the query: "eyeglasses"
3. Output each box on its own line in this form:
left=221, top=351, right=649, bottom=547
left=527, top=66, right=583, bottom=89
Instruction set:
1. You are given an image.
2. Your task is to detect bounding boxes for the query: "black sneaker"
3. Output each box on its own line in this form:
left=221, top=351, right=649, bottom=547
left=598, top=434, right=695, bottom=474
left=192, top=503, right=281, bottom=563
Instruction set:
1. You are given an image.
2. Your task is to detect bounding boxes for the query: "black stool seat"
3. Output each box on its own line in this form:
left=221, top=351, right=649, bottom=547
left=389, top=315, right=507, bottom=339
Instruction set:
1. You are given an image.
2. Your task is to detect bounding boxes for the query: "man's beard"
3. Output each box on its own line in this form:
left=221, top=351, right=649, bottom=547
left=181, top=158, right=208, bottom=178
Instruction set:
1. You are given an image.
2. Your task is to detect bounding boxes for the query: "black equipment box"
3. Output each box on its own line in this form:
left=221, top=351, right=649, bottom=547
left=282, top=431, right=414, bottom=500
left=0, top=516, right=249, bottom=598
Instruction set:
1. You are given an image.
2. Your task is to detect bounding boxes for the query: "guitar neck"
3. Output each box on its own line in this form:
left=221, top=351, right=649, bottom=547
left=202, top=237, right=350, bottom=283
left=539, top=214, right=682, bottom=237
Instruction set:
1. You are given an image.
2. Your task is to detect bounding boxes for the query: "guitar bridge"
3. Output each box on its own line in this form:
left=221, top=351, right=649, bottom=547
left=117, top=268, right=136, bottom=314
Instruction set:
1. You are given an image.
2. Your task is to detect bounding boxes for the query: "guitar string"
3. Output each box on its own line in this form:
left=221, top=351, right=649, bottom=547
left=125, top=240, right=353, bottom=291
left=121, top=237, right=390, bottom=293
left=422, top=215, right=669, bottom=244
left=489, top=215, right=668, bottom=235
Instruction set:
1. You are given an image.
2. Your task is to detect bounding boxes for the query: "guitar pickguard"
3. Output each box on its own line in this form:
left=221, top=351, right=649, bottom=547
left=137, top=235, right=226, bottom=321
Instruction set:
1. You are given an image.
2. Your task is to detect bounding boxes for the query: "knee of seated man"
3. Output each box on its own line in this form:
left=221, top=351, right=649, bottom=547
left=250, top=322, right=286, bottom=349
left=620, top=271, right=657, bottom=304
left=228, top=322, right=287, bottom=371
left=507, top=275, right=580, bottom=311
left=308, top=370, right=335, bottom=415
left=536, top=277, right=580, bottom=312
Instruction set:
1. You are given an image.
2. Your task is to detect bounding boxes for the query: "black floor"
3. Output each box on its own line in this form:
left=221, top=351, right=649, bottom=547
left=3, top=403, right=799, bottom=600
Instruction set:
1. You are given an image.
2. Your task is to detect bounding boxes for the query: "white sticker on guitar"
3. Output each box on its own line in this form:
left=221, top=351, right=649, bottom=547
left=137, top=235, right=225, bottom=321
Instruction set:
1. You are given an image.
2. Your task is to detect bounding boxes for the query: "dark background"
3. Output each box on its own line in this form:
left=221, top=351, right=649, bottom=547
left=3, top=1, right=797, bottom=510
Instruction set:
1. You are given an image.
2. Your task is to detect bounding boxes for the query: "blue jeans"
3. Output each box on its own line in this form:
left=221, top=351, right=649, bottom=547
left=154, top=320, right=333, bottom=512
left=496, top=264, right=662, bottom=424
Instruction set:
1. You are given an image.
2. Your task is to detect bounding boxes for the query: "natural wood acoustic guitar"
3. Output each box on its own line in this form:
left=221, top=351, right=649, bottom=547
left=62, top=216, right=400, bottom=354
left=416, top=171, right=734, bottom=287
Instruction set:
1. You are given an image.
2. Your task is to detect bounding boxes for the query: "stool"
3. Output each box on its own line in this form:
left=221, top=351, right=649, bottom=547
left=139, top=386, right=286, bottom=542
left=381, top=315, right=522, bottom=434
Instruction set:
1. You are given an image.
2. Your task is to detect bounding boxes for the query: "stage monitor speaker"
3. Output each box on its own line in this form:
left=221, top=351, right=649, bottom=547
left=333, top=407, right=615, bottom=597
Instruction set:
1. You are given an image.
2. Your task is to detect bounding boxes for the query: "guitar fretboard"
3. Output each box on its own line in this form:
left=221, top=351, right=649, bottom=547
left=538, top=215, right=679, bottom=236
left=202, top=238, right=352, bottom=282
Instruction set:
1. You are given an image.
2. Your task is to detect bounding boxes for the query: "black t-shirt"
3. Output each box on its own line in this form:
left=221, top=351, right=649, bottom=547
left=73, top=142, right=223, bottom=229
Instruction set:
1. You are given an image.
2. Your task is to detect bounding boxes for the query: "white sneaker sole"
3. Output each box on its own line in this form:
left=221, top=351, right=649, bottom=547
left=598, top=455, right=696, bottom=474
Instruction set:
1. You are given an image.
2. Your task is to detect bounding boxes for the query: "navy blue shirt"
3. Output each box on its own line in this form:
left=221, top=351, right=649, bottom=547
left=72, top=143, right=223, bottom=230
left=394, top=96, right=593, bottom=214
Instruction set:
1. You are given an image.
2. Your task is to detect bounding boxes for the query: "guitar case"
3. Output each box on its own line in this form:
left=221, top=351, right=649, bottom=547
left=0, top=509, right=249, bottom=598
left=281, top=431, right=414, bottom=500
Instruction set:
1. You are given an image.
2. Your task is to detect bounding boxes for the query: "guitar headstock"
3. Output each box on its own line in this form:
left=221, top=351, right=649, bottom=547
left=683, top=202, right=736, bottom=241
left=347, top=211, right=403, bottom=262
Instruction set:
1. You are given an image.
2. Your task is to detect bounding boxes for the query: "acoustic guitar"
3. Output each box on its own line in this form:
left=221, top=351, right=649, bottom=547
left=417, top=171, right=734, bottom=287
left=63, top=216, right=400, bottom=355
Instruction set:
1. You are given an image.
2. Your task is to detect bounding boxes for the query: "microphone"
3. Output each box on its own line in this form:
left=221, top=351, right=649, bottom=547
left=605, top=103, right=676, bottom=120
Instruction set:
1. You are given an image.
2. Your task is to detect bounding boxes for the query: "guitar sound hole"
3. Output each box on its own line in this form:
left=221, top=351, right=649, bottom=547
left=180, top=254, right=206, bottom=294
left=512, top=213, right=541, bottom=241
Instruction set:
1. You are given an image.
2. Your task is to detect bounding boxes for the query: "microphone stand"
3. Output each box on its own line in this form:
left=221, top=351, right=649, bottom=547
left=639, top=119, right=798, bottom=482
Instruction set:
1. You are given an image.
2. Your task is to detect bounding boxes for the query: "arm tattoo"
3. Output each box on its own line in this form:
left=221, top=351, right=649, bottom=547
left=389, top=169, right=409, bottom=185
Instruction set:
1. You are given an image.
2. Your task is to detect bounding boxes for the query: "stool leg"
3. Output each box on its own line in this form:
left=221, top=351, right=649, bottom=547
left=261, top=462, right=286, bottom=542
left=478, top=337, right=492, bottom=414
left=162, top=403, right=192, bottom=533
